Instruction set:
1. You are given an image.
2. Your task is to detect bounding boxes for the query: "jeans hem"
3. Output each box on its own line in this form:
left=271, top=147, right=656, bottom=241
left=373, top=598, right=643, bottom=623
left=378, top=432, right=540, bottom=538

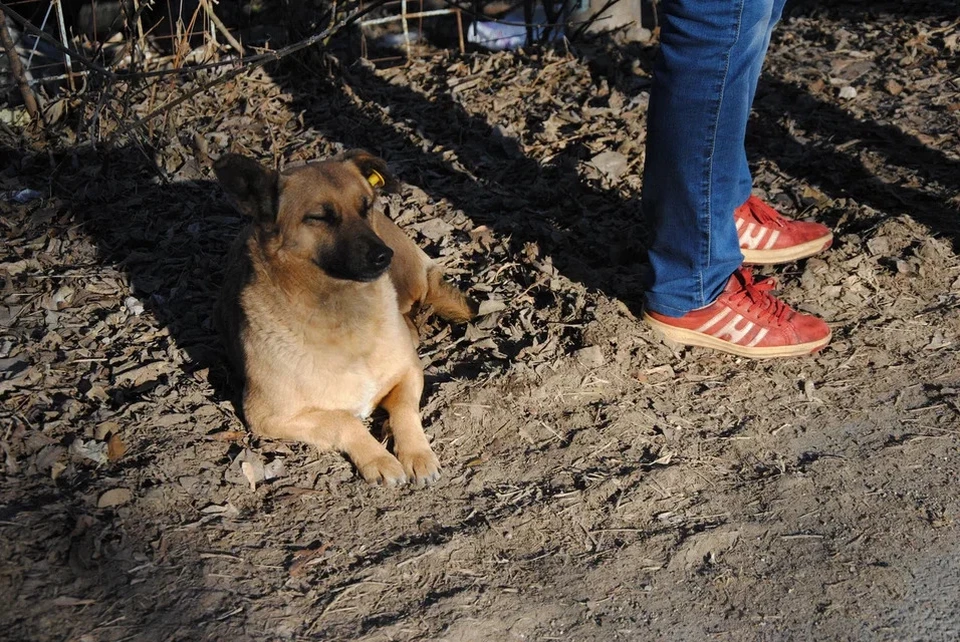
left=643, top=299, right=693, bottom=318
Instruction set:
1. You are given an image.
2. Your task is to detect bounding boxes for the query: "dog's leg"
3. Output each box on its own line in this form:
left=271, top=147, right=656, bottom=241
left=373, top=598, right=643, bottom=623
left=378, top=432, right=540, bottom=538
left=403, top=314, right=420, bottom=347
left=379, top=368, right=440, bottom=485
left=425, top=268, right=478, bottom=323
left=255, top=409, right=408, bottom=486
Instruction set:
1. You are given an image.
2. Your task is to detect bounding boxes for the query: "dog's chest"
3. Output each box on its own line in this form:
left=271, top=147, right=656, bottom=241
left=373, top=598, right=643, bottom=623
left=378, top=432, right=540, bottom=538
left=243, top=276, right=416, bottom=418
left=340, top=369, right=383, bottom=420
left=285, top=311, right=412, bottom=419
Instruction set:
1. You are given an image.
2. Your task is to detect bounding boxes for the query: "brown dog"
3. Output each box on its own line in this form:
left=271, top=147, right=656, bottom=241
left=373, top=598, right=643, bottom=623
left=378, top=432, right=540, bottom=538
left=214, top=150, right=476, bottom=486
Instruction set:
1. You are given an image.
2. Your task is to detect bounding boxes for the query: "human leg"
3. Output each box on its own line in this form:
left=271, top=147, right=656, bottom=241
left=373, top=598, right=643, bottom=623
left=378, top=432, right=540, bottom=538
left=736, top=0, right=791, bottom=199
left=730, top=0, right=833, bottom=265
left=641, top=0, right=831, bottom=357
left=643, top=0, right=780, bottom=317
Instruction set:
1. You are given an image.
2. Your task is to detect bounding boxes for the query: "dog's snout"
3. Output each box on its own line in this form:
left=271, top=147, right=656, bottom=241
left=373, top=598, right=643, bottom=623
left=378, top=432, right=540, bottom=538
left=369, top=244, right=393, bottom=270
left=314, top=225, right=393, bottom=283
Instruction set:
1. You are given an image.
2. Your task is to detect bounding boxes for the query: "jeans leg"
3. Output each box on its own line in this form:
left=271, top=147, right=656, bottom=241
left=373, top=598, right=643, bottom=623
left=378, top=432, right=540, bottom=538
left=737, top=0, right=792, bottom=200
left=643, top=0, right=777, bottom=317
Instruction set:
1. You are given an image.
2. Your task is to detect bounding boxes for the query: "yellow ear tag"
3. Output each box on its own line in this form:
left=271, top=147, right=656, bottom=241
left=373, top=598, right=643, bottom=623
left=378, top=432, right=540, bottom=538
left=367, top=170, right=385, bottom=189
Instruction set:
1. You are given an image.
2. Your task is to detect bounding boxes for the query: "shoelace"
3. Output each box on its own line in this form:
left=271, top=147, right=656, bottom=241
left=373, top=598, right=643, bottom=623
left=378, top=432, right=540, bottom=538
left=742, top=196, right=786, bottom=228
left=728, top=268, right=789, bottom=324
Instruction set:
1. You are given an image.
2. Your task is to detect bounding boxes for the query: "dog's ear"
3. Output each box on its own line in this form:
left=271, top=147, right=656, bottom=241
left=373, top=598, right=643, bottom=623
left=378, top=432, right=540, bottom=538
left=214, top=154, right=279, bottom=221
left=336, top=149, right=400, bottom=194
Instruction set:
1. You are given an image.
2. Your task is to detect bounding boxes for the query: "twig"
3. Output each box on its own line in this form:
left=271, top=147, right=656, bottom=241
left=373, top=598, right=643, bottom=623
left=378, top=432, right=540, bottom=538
left=199, top=0, right=244, bottom=57
left=102, top=0, right=388, bottom=147
left=52, top=0, right=76, bottom=91
left=0, top=1, right=115, bottom=78
left=0, top=8, right=42, bottom=122
left=570, top=0, right=624, bottom=41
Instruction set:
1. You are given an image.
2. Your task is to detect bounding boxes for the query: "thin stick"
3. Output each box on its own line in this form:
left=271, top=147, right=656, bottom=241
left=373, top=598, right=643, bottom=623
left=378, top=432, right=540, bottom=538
left=0, top=9, right=41, bottom=122
left=570, top=0, right=622, bottom=41
left=52, top=0, right=75, bottom=91
left=199, top=0, right=244, bottom=56
left=131, top=0, right=147, bottom=69
left=401, top=0, right=410, bottom=58
left=455, top=7, right=464, bottom=53
left=0, top=1, right=116, bottom=78
left=103, top=0, right=388, bottom=146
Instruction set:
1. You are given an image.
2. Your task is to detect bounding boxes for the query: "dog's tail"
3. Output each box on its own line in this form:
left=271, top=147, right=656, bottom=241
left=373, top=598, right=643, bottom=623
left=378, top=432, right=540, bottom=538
left=425, top=268, right=478, bottom=323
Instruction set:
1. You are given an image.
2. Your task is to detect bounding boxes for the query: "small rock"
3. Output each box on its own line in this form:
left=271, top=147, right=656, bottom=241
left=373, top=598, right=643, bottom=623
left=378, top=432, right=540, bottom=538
left=838, top=86, right=858, bottom=99
left=263, top=458, right=285, bottom=482
left=97, top=488, right=132, bottom=508
left=124, top=296, right=144, bottom=316
left=590, top=151, right=630, bottom=182
left=575, top=345, right=604, bottom=368
left=884, top=79, right=903, bottom=95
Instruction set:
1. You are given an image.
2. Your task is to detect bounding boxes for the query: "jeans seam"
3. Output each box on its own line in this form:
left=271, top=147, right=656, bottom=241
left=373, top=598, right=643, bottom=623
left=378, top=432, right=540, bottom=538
left=700, top=0, right=747, bottom=307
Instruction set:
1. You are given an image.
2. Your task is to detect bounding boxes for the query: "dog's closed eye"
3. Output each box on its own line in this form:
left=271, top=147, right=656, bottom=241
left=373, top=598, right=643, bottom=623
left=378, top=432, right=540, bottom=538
left=304, top=205, right=340, bottom=225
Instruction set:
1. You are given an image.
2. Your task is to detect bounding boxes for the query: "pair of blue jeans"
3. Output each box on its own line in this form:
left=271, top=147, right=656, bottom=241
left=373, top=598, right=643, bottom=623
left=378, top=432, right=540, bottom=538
left=642, top=0, right=789, bottom=316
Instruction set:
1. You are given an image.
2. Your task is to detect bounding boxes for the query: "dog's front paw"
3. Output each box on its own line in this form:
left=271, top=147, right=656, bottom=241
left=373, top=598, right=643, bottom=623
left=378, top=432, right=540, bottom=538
left=397, top=448, right=441, bottom=485
left=356, top=453, right=408, bottom=487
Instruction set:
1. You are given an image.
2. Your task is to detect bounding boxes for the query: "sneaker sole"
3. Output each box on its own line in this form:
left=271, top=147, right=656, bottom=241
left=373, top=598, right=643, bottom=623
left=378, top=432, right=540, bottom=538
left=741, top=234, right=833, bottom=265
left=644, top=313, right=831, bottom=359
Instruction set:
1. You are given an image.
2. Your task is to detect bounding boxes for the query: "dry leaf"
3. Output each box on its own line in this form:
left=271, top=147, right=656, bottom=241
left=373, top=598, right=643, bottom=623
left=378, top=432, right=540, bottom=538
left=207, top=431, right=247, bottom=442
left=289, top=543, right=330, bottom=577
left=107, top=434, right=127, bottom=462
left=98, top=488, right=132, bottom=508
left=478, top=299, right=507, bottom=316
left=241, top=461, right=258, bottom=491
left=52, top=596, right=97, bottom=607
left=70, top=439, right=108, bottom=465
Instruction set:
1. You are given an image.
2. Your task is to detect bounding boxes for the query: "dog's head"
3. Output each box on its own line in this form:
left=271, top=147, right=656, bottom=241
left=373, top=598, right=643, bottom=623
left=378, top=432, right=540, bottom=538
left=215, top=150, right=401, bottom=282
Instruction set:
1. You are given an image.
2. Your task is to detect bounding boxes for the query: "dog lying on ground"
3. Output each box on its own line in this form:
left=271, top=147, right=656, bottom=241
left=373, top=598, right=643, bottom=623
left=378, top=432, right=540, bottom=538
left=214, top=150, right=476, bottom=486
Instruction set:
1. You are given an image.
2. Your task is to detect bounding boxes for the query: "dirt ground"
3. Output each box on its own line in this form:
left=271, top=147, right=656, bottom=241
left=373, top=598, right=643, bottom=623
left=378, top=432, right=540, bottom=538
left=2, top=1, right=960, bottom=640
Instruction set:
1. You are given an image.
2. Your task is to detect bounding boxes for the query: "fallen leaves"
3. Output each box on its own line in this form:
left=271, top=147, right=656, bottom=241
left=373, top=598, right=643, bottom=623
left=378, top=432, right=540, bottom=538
left=97, top=488, right=133, bottom=508
left=288, top=543, right=330, bottom=578
left=225, top=448, right=286, bottom=490
left=107, top=434, right=127, bottom=462
left=70, top=438, right=108, bottom=466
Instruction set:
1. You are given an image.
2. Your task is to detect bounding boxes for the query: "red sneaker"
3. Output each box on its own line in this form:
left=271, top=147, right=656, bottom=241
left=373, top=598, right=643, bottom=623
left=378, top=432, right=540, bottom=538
left=644, top=268, right=831, bottom=358
left=735, top=196, right=833, bottom=264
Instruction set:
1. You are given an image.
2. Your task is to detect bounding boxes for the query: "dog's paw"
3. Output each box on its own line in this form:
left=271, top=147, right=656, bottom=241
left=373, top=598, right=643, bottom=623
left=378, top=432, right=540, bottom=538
left=397, top=448, right=441, bottom=486
left=357, top=453, right=408, bottom=487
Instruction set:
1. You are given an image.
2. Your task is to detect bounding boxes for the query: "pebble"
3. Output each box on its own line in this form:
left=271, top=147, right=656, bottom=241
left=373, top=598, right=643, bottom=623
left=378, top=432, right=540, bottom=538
left=124, top=296, right=145, bottom=316
left=575, top=345, right=605, bottom=368
left=590, top=151, right=630, bottom=181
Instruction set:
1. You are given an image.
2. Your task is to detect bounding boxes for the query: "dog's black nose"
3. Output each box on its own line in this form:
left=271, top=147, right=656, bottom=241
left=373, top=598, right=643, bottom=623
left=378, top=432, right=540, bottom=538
left=369, top=245, right=393, bottom=270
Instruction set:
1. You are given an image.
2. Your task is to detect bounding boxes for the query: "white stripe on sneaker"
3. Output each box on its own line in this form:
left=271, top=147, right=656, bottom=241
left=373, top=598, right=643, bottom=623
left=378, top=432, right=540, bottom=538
left=745, top=327, right=769, bottom=347
left=762, top=230, right=780, bottom=250
left=713, top=313, right=755, bottom=345
left=695, top=309, right=731, bottom=333
left=739, top=223, right=768, bottom=250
